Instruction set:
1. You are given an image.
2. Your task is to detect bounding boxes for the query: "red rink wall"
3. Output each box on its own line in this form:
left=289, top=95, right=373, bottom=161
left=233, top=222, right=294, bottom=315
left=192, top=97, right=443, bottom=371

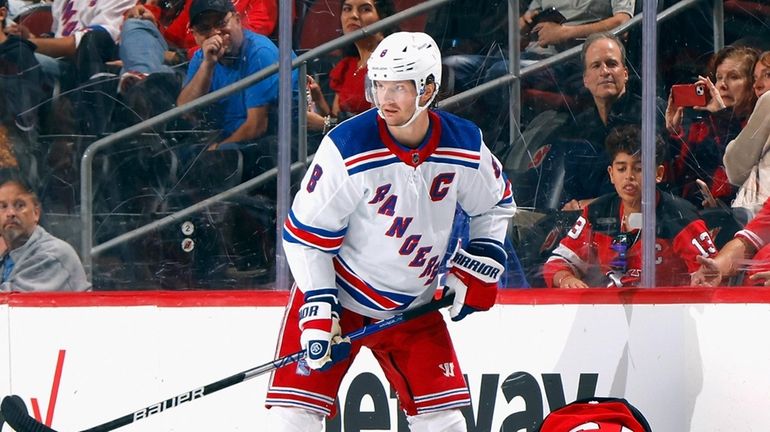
left=2, top=288, right=770, bottom=431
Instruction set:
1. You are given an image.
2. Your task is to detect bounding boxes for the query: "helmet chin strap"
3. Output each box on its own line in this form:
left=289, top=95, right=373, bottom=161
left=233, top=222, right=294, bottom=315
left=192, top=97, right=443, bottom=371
left=376, top=83, right=438, bottom=129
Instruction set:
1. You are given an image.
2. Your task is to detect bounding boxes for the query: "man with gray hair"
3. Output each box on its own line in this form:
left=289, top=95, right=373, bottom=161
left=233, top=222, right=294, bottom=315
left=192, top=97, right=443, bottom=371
left=0, top=178, right=90, bottom=292
left=556, top=32, right=652, bottom=211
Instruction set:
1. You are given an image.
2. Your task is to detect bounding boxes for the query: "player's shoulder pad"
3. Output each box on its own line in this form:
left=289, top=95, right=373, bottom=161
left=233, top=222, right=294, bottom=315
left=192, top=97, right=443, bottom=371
left=656, top=190, right=701, bottom=239
left=585, top=193, right=622, bottom=235
left=434, top=110, right=483, bottom=153
left=327, top=109, right=382, bottom=160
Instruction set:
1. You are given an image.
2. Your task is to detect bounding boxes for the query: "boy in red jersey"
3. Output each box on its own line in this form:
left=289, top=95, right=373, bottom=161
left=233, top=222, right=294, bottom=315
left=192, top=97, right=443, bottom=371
left=544, top=124, right=718, bottom=288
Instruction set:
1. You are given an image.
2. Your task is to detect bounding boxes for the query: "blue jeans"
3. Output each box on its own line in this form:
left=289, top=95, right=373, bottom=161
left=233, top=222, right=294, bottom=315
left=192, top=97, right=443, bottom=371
left=34, top=53, right=64, bottom=83
left=119, top=19, right=173, bottom=75
left=443, top=54, right=509, bottom=93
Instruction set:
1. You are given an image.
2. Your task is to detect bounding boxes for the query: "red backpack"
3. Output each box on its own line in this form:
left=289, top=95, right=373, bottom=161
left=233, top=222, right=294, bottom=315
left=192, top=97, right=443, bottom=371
left=537, top=397, right=652, bottom=432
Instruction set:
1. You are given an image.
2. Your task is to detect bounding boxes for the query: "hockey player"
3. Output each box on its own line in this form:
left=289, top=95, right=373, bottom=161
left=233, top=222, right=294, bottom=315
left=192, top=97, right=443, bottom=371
left=543, top=124, right=718, bottom=288
left=691, top=196, right=770, bottom=286
left=265, top=32, right=515, bottom=431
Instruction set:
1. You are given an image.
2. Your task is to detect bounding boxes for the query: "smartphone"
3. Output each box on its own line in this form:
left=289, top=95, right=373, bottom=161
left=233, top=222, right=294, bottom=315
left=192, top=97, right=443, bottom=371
left=671, top=83, right=708, bottom=107
left=532, top=7, right=567, bottom=25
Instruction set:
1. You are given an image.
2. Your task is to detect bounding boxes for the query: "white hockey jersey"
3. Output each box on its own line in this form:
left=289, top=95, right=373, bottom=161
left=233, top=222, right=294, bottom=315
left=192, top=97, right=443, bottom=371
left=283, top=109, right=515, bottom=319
left=51, top=0, right=135, bottom=46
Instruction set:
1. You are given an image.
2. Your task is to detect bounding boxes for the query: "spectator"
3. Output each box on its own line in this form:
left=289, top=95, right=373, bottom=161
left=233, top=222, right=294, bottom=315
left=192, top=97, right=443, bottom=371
left=306, top=0, right=396, bottom=133
left=6, top=0, right=135, bottom=84
left=543, top=125, right=717, bottom=288
left=0, top=0, right=43, bottom=119
left=519, top=0, right=633, bottom=62
left=0, top=0, right=45, bottom=181
left=665, top=45, right=759, bottom=209
left=442, top=0, right=634, bottom=94
left=118, top=0, right=278, bottom=90
left=0, top=178, right=90, bottom=292
left=691, top=196, right=770, bottom=287
left=510, top=32, right=656, bottom=211
left=164, top=0, right=276, bottom=56
left=176, top=0, right=298, bottom=149
left=557, top=32, right=662, bottom=211
left=4, top=0, right=137, bottom=137
left=723, top=51, right=770, bottom=220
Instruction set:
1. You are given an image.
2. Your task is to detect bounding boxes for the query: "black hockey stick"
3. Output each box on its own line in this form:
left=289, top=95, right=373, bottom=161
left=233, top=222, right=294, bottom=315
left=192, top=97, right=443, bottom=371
left=2, top=294, right=454, bottom=432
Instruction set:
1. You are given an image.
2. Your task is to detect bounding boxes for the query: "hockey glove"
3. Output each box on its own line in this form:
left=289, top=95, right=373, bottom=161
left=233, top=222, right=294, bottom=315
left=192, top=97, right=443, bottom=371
left=444, top=240, right=506, bottom=321
left=298, top=288, right=351, bottom=371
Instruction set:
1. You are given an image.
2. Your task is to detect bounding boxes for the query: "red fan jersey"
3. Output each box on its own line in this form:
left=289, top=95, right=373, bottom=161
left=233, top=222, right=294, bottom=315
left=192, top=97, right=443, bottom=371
left=544, top=191, right=717, bottom=287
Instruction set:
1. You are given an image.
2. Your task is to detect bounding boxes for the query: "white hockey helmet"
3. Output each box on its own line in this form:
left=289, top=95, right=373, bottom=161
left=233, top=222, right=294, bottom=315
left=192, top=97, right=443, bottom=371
left=366, top=32, right=442, bottom=127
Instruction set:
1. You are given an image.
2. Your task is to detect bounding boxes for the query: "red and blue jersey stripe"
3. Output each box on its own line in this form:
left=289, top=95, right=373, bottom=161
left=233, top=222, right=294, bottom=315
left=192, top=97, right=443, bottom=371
left=333, top=257, right=415, bottom=312
left=426, top=147, right=481, bottom=169
left=283, top=210, right=346, bottom=254
left=344, top=148, right=400, bottom=175
left=498, top=176, right=514, bottom=206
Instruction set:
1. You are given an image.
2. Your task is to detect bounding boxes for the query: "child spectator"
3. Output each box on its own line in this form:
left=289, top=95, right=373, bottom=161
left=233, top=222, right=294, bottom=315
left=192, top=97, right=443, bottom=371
left=665, top=45, right=759, bottom=209
left=543, top=124, right=718, bottom=288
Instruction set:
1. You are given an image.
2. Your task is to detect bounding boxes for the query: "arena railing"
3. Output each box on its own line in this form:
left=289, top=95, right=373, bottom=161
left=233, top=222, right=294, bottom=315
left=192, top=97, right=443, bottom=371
left=79, top=0, right=455, bottom=279
left=434, top=0, right=721, bottom=288
left=80, top=0, right=721, bottom=287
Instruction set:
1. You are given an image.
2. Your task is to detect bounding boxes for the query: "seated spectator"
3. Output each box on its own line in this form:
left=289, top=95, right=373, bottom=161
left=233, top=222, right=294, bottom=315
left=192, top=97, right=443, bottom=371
left=665, top=45, right=759, bottom=209
left=0, top=0, right=43, bottom=117
left=164, top=0, right=276, bottom=57
left=0, top=0, right=45, bottom=180
left=723, top=51, right=770, bottom=220
left=306, top=0, right=396, bottom=133
left=0, top=177, right=90, bottom=292
left=6, top=0, right=135, bottom=84
left=444, top=0, right=633, bottom=91
left=691, top=196, right=770, bottom=287
left=5, top=0, right=138, bottom=136
left=118, top=0, right=277, bottom=91
left=543, top=125, right=717, bottom=288
left=511, top=33, right=666, bottom=212
left=519, top=0, right=633, bottom=62
left=536, top=33, right=663, bottom=211
left=176, top=0, right=298, bottom=150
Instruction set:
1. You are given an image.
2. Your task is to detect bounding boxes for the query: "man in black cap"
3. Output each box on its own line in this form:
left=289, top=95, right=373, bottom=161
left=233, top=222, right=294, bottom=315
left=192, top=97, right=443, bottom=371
left=177, top=0, right=297, bottom=149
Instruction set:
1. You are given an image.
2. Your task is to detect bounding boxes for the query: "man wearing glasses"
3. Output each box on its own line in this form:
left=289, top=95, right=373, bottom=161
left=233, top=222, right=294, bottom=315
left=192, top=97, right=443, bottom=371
left=177, top=0, right=297, bottom=149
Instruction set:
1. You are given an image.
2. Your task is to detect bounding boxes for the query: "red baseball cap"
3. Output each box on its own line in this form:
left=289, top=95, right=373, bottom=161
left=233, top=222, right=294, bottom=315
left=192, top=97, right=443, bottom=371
left=538, top=398, right=652, bottom=432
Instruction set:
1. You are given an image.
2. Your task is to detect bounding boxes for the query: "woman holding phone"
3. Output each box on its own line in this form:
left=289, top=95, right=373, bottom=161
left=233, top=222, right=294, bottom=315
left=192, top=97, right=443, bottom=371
left=664, top=45, right=759, bottom=209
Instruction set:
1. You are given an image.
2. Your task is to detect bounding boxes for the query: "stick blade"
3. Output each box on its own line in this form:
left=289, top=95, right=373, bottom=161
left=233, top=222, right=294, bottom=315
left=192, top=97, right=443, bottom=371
left=1, top=396, right=57, bottom=432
